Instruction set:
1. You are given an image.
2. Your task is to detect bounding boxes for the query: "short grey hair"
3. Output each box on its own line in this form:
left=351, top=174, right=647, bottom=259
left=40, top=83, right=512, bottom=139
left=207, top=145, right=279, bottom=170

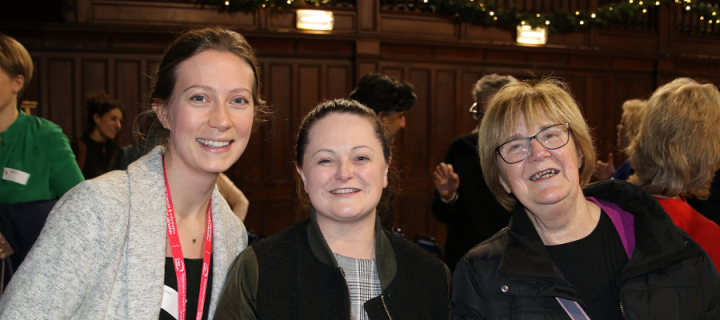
left=472, top=74, right=517, bottom=103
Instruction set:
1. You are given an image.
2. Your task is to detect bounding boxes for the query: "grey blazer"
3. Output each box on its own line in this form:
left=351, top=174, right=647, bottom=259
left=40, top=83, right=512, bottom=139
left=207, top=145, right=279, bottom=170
left=0, top=146, right=248, bottom=319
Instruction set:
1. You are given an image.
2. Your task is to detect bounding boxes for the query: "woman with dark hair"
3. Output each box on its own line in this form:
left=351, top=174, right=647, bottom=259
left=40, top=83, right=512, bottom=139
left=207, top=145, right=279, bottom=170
left=214, top=99, right=450, bottom=320
left=0, top=27, right=267, bottom=319
left=72, top=92, right=125, bottom=179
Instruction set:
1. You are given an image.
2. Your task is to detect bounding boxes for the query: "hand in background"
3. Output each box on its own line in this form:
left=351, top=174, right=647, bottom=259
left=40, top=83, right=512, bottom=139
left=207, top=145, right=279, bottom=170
left=217, top=173, right=250, bottom=221
left=0, top=231, right=14, bottom=259
left=433, top=162, right=460, bottom=201
left=594, top=152, right=616, bottom=180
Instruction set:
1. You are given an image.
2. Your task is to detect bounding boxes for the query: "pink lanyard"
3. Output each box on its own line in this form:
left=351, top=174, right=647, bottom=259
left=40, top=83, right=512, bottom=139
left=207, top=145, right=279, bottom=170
left=163, top=156, right=213, bottom=320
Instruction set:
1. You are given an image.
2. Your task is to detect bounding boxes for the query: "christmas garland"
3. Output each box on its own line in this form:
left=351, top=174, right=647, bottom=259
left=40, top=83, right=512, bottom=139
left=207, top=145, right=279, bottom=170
left=207, top=0, right=719, bottom=34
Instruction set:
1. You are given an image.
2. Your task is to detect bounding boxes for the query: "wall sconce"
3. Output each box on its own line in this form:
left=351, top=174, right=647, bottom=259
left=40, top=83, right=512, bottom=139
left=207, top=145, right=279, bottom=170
left=516, top=25, right=547, bottom=45
left=296, top=10, right=334, bottom=31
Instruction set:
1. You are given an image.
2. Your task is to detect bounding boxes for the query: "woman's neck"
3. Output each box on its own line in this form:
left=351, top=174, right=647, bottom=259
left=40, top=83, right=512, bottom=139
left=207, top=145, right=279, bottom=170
left=89, top=128, right=107, bottom=143
left=526, top=194, right=601, bottom=246
left=0, top=104, right=19, bottom=133
left=318, top=212, right=377, bottom=260
left=163, top=150, right=217, bottom=220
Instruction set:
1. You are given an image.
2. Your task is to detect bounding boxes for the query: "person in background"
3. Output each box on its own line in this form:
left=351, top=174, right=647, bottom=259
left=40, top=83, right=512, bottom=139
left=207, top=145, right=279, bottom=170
left=349, top=73, right=416, bottom=138
left=214, top=99, right=450, bottom=320
left=72, top=92, right=125, bottom=180
left=594, top=99, right=647, bottom=181
left=628, top=77, right=720, bottom=271
left=453, top=78, right=719, bottom=319
left=431, top=74, right=515, bottom=272
left=0, top=34, right=83, bottom=205
left=0, top=27, right=264, bottom=319
left=0, top=34, right=83, bottom=262
left=216, top=172, right=250, bottom=221
left=349, top=73, right=416, bottom=229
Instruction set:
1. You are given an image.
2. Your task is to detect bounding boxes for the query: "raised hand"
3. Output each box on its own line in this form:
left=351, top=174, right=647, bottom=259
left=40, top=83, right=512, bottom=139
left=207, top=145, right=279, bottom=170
left=594, top=152, right=615, bottom=180
left=433, top=162, right=460, bottom=201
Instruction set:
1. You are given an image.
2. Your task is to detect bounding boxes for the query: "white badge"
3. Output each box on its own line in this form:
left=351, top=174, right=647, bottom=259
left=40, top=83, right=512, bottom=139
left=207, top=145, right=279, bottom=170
left=161, top=285, right=179, bottom=320
left=2, top=168, right=30, bottom=185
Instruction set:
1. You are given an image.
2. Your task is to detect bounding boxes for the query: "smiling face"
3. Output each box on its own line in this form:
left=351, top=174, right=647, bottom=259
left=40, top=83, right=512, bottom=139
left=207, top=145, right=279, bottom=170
left=153, top=49, right=255, bottom=176
left=497, top=113, right=584, bottom=211
left=297, top=113, right=389, bottom=224
left=94, top=108, right=123, bottom=140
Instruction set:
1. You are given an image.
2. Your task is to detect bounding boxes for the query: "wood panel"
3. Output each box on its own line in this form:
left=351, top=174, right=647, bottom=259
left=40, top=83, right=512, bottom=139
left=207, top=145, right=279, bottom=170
left=115, top=60, right=141, bottom=146
left=47, top=59, right=75, bottom=138
left=7, top=1, right=720, bottom=250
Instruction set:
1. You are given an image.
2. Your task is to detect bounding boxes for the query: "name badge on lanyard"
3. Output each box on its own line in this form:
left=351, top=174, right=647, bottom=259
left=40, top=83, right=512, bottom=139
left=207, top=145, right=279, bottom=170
left=163, top=156, right=213, bottom=320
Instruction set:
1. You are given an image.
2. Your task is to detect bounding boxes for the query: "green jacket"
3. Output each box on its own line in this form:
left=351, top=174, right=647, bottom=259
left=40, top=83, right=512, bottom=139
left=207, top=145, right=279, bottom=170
left=0, top=110, right=83, bottom=203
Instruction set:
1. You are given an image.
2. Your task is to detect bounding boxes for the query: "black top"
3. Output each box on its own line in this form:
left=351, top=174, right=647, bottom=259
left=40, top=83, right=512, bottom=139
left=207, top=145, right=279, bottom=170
left=159, top=257, right=213, bottom=320
left=71, top=133, right=122, bottom=179
left=687, top=168, right=720, bottom=226
left=249, top=219, right=450, bottom=320
left=546, top=211, right=628, bottom=320
left=431, top=132, right=510, bottom=271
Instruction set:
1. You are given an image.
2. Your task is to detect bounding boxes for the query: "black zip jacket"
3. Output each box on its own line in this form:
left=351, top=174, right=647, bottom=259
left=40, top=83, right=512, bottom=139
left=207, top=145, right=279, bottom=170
left=452, top=180, right=720, bottom=319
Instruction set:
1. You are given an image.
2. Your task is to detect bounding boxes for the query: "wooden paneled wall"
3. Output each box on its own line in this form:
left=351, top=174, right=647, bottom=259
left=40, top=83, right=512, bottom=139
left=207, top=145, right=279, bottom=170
left=5, top=0, right=720, bottom=246
left=20, top=53, right=159, bottom=148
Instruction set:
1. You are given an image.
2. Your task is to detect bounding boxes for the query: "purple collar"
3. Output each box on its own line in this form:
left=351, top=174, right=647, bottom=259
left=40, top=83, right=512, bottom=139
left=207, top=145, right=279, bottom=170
left=586, top=197, right=635, bottom=259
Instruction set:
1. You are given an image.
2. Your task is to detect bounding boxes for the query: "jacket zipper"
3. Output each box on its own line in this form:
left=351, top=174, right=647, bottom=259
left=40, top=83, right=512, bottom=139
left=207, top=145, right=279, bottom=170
left=619, top=290, right=626, bottom=319
left=339, top=267, right=352, bottom=320
left=381, top=295, right=393, bottom=320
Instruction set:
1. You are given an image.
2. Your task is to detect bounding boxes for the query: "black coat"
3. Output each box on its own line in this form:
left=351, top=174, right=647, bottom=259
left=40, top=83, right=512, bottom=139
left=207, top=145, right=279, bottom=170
left=452, top=180, right=720, bottom=320
left=431, top=133, right=510, bottom=271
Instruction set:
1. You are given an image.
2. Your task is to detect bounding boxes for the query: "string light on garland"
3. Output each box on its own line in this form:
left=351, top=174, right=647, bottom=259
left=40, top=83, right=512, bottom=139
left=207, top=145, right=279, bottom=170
left=210, top=0, right=720, bottom=34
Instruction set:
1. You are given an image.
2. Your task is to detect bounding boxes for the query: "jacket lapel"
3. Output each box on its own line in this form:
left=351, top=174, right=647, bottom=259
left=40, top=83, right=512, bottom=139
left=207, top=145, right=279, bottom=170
left=207, top=187, right=238, bottom=317
left=126, top=146, right=169, bottom=319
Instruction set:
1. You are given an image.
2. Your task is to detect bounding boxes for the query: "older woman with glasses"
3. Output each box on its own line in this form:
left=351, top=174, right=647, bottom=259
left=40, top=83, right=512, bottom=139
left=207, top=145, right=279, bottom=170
left=452, top=78, right=720, bottom=320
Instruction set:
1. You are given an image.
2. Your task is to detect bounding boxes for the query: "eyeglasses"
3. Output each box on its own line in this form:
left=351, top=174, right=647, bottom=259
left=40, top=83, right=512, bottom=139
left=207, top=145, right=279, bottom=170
left=495, top=123, right=571, bottom=164
left=469, top=103, right=481, bottom=120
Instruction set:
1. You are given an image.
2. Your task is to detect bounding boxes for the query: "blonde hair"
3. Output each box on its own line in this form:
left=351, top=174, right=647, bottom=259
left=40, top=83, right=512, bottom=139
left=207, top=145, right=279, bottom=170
left=0, top=34, right=33, bottom=96
left=628, top=78, right=720, bottom=199
left=621, top=99, right=647, bottom=144
left=478, top=78, right=596, bottom=211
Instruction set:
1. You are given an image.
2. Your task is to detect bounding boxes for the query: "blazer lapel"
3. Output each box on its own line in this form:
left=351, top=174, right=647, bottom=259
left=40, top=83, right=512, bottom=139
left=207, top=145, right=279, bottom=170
left=126, top=146, right=168, bottom=319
